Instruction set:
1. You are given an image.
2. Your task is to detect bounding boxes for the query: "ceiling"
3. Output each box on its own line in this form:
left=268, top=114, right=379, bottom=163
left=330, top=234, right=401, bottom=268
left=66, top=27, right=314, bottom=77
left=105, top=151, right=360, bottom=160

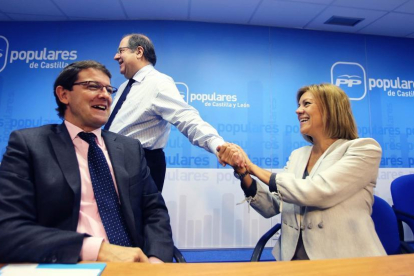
left=1, top=0, right=414, bottom=39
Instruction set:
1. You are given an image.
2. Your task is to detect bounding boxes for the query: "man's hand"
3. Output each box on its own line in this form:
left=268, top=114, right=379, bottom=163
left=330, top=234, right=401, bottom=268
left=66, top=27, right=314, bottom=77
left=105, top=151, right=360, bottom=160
left=97, top=242, right=150, bottom=263
left=216, top=151, right=227, bottom=167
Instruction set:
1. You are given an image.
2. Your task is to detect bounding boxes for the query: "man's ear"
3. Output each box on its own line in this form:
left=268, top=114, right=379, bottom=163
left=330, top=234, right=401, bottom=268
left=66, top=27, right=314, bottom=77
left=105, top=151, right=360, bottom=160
left=55, top=86, right=69, bottom=105
left=136, top=46, right=144, bottom=59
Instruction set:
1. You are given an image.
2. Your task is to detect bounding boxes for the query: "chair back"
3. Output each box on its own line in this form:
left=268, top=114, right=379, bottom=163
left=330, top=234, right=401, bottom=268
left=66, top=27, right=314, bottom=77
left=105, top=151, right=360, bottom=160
left=371, top=195, right=401, bottom=255
left=173, top=246, right=186, bottom=263
left=391, top=174, right=414, bottom=232
left=250, top=223, right=281, bottom=262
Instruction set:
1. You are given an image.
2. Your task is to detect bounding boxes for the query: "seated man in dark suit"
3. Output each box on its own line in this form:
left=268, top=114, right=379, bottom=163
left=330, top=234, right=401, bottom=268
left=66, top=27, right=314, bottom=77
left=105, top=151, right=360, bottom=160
left=0, top=60, right=173, bottom=263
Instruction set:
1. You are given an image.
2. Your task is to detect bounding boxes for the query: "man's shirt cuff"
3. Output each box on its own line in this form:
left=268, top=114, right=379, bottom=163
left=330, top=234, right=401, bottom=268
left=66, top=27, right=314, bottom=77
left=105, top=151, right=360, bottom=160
left=80, top=237, right=104, bottom=261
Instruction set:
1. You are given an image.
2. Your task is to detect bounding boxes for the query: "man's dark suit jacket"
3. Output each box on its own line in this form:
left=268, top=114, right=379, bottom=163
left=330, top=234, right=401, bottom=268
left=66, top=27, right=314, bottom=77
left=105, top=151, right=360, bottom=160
left=0, top=123, right=173, bottom=263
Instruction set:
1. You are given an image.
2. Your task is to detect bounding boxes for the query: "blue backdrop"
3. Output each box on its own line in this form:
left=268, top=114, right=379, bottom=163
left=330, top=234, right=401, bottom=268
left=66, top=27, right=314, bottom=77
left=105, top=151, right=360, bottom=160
left=1, top=20, right=414, bottom=249
left=0, top=21, right=413, bottom=168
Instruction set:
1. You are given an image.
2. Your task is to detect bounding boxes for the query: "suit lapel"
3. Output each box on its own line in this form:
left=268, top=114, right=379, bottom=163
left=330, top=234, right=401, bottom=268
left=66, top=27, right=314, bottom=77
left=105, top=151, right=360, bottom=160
left=102, top=131, right=137, bottom=242
left=296, top=146, right=311, bottom=178
left=49, top=123, right=81, bottom=228
left=308, top=139, right=343, bottom=177
left=295, top=147, right=311, bottom=226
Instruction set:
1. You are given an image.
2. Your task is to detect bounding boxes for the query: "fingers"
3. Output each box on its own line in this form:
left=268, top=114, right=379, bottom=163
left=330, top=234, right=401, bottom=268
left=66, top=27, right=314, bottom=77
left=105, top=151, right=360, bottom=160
left=231, top=150, right=244, bottom=168
left=217, top=156, right=227, bottom=167
left=137, top=250, right=150, bottom=263
left=217, top=144, right=230, bottom=166
left=217, top=143, right=247, bottom=169
left=216, top=148, right=227, bottom=167
left=218, top=145, right=235, bottom=166
left=230, top=144, right=251, bottom=168
left=97, top=242, right=150, bottom=263
left=148, top=256, right=164, bottom=263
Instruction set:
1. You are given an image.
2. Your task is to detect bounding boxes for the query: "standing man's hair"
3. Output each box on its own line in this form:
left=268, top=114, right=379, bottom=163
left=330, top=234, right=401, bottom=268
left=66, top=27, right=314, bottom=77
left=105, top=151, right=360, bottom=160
left=53, top=60, right=112, bottom=119
left=125, top=34, right=157, bottom=66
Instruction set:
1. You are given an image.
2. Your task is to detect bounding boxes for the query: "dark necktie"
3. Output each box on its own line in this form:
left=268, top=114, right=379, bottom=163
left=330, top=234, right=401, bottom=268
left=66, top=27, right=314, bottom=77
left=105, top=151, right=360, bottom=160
left=104, top=79, right=135, bottom=130
left=78, top=132, right=132, bottom=247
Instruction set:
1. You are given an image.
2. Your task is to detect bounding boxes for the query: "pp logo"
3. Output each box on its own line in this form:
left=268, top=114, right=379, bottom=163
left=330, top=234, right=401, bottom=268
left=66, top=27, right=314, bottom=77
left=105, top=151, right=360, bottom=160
left=175, top=82, right=189, bottom=103
left=331, top=62, right=366, bottom=100
left=0, top=36, right=9, bottom=73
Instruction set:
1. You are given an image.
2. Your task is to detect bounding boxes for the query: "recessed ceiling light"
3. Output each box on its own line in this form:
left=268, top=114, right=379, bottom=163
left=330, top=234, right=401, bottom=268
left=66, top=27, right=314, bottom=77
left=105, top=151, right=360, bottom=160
left=324, top=16, right=364, bottom=27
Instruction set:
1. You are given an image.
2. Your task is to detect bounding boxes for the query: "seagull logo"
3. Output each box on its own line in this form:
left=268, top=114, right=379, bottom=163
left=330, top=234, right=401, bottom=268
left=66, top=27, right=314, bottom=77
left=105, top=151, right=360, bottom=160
left=338, top=74, right=361, bottom=79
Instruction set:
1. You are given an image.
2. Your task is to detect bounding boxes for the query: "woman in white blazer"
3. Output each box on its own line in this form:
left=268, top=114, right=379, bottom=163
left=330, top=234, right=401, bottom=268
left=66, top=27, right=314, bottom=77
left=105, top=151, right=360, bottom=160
left=218, top=83, right=386, bottom=261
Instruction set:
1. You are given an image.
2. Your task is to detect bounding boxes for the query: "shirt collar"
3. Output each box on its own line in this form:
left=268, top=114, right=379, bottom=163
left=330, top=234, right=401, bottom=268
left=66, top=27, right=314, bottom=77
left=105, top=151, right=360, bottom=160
left=64, top=120, right=104, bottom=146
left=132, top=64, right=154, bottom=83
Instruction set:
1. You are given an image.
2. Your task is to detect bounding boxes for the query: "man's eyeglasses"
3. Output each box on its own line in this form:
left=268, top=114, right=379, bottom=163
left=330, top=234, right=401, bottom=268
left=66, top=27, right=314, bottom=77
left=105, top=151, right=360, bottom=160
left=72, top=81, right=118, bottom=94
left=117, top=47, right=132, bottom=54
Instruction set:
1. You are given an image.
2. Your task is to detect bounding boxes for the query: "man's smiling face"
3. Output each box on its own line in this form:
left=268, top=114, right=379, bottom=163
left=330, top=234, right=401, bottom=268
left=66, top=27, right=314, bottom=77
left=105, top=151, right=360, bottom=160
left=56, top=68, right=113, bottom=132
left=114, top=36, right=142, bottom=79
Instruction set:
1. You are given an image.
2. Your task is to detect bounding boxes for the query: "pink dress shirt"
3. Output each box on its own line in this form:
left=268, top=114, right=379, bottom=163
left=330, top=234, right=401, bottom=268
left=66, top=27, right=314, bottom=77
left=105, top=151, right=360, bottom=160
left=65, top=121, right=119, bottom=261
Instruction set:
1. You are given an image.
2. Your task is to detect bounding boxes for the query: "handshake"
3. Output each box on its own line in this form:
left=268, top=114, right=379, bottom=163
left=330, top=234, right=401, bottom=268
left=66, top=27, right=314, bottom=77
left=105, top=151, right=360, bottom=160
left=216, top=143, right=252, bottom=173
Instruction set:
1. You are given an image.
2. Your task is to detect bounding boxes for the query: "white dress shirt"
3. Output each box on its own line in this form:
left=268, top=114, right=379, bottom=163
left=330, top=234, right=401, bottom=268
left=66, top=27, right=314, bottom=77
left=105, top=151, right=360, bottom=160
left=108, top=65, right=224, bottom=154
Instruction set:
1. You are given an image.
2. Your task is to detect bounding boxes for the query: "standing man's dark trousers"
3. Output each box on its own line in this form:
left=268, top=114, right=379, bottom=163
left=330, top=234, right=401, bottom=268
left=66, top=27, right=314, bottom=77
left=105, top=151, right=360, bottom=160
left=144, top=148, right=166, bottom=192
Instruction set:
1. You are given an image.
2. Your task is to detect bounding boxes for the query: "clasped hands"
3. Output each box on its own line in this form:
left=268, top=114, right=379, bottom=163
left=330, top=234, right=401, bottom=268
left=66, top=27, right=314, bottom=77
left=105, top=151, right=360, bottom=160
left=217, top=143, right=252, bottom=173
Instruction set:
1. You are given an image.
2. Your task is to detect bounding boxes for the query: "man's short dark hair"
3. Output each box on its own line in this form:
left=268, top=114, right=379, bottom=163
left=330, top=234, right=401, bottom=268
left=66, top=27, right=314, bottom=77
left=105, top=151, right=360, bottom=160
left=125, top=34, right=157, bottom=66
left=54, top=60, right=111, bottom=119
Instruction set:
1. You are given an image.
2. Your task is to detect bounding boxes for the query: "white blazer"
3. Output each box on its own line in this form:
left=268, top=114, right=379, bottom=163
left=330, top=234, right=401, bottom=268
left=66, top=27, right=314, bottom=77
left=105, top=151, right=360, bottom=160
left=250, top=138, right=386, bottom=261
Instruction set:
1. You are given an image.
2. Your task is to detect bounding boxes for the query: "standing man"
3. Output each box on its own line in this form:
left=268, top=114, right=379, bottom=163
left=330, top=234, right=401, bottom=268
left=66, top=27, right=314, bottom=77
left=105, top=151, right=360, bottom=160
left=106, top=34, right=225, bottom=192
left=0, top=60, right=173, bottom=263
